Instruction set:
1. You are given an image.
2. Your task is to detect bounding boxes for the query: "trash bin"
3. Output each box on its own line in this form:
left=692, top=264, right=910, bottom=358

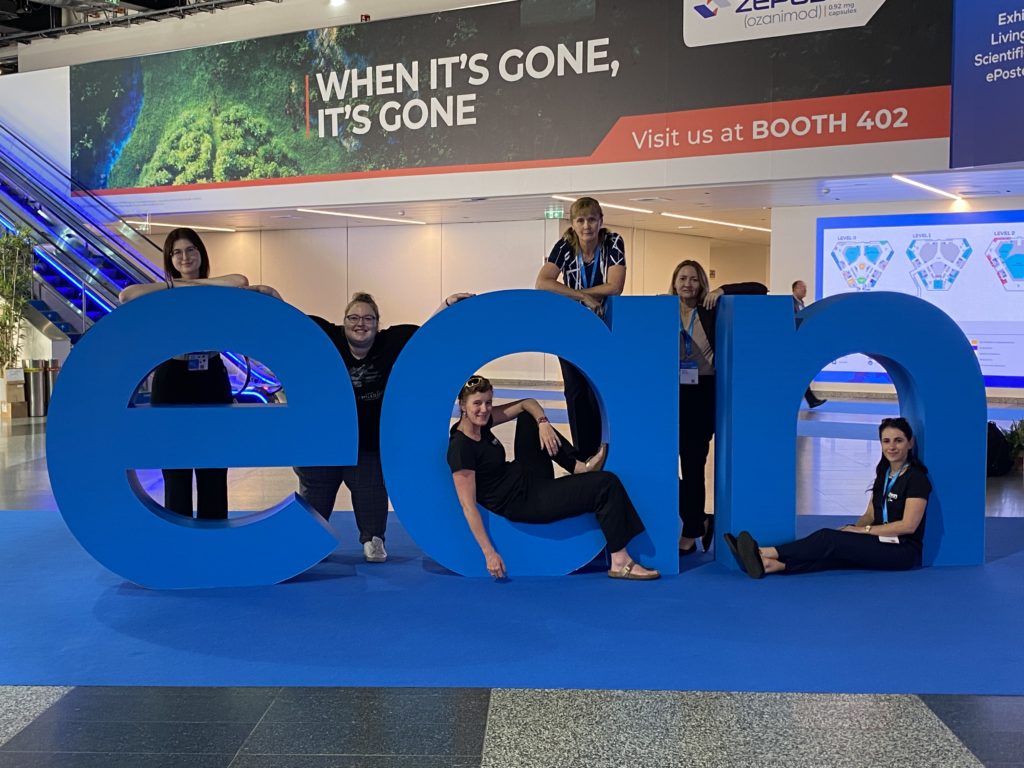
left=23, top=359, right=48, bottom=417
left=45, top=359, right=60, bottom=400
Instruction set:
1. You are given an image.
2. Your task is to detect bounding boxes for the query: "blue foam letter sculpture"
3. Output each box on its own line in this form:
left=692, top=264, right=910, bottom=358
left=46, top=287, right=358, bottom=588
left=715, top=293, right=986, bottom=567
left=380, top=290, right=679, bottom=577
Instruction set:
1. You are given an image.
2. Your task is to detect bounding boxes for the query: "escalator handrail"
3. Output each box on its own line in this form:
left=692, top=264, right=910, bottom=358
left=0, top=118, right=165, bottom=266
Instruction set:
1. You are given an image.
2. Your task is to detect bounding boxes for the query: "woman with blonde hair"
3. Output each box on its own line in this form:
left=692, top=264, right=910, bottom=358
left=535, top=196, right=626, bottom=459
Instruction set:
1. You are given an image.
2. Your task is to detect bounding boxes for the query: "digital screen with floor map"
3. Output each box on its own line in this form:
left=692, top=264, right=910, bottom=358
left=816, top=210, right=1024, bottom=388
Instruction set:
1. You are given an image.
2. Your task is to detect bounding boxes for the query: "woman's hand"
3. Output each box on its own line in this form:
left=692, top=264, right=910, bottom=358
left=445, top=292, right=475, bottom=306
left=579, top=293, right=604, bottom=315
left=247, top=285, right=283, bottom=300
left=485, top=551, right=507, bottom=579
left=702, top=288, right=724, bottom=310
left=538, top=421, right=561, bottom=456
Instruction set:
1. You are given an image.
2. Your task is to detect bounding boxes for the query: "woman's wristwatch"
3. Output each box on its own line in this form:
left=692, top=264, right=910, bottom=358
left=865, top=525, right=873, bottom=534
left=537, top=416, right=549, bottom=425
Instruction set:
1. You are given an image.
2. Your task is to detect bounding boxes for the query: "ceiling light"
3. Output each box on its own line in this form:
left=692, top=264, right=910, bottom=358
left=677, top=226, right=694, bottom=230
left=124, top=220, right=237, bottom=233
left=297, top=208, right=426, bottom=225
left=891, top=174, right=963, bottom=201
left=551, top=195, right=653, bottom=214
left=660, top=212, right=771, bottom=233
left=329, top=0, right=346, bottom=7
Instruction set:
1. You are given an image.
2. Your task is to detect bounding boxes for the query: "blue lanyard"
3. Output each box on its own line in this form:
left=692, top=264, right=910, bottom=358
left=576, top=246, right=601, bottom=289
left=881, top=463, right=905, bottom=523
left=681, top=308, right=698, bottom=358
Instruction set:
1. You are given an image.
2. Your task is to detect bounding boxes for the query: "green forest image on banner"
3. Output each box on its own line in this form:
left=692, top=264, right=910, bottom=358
left=69, top=2, right=649, bottom=191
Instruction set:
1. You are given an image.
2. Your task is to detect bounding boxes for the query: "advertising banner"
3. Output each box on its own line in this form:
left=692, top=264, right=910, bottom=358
left=950, top=0, right=1024, bottom=167
left=69, top=0, right=951, bottom=195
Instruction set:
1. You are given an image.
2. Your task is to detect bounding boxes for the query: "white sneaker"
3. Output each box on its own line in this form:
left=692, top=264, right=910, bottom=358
left=363, top=536, right=387, bottom=563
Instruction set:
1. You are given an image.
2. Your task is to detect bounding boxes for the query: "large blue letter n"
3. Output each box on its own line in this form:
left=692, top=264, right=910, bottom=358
left=46, top=288, right=358, bottom=589
left=715, top=293, right=987, bottom=567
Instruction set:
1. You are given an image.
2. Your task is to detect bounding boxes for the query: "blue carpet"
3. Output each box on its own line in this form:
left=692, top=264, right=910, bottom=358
left=2, top=510, right=1024, bottom=694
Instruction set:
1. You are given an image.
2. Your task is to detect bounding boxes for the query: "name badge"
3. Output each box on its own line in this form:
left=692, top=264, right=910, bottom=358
left=679, top=360, right=699, bottom=385
left=878, top=535, right=901, bottom=544
left=187, top=353, right=210, bottom=372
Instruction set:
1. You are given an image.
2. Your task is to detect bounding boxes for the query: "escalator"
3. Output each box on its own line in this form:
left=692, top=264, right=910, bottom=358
left=0, top=119, right=280, bottom=403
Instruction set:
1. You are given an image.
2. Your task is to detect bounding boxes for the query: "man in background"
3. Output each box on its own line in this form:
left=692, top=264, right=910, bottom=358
left=793, top=280, right=827, bottom=409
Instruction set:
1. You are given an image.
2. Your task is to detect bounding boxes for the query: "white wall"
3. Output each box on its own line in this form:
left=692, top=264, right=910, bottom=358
left=150, top=219, right=734, bottom=382
left=770, top=196, right=1024, bottom=396
left=709, top=242, right=769, bottom=289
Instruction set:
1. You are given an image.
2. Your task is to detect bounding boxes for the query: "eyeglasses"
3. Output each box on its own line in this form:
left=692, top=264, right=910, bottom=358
left=171, top=246, right=200, bottom=259
left=344, top=314, right=378, bottom=325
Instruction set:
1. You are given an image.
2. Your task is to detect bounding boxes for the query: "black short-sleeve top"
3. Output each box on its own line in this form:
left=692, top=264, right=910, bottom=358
left=447, top=422, right=525, bottom=514
left=870, top=463, right=931, bottom=547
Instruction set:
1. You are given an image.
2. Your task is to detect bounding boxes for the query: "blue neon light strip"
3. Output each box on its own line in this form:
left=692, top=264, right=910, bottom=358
left=34, top=246, right=115, bottom=313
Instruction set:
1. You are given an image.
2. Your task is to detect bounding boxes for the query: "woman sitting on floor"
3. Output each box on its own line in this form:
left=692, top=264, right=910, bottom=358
left=447, top=375, right=659, bottom=581
left=726, top=417, right=931, bottom=578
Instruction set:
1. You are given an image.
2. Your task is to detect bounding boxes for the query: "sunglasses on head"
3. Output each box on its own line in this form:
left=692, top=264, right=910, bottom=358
left=464, top=375, right=484, bottom=389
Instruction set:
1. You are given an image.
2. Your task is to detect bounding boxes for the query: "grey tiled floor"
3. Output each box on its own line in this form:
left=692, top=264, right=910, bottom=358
left=2, top=686, right=1022, bottom=767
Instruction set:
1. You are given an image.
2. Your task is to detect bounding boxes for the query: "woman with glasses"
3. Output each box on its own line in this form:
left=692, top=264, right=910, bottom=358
left=118, top=228, right=262, bottom=519
left=296, top=290, right=472, bottom=563
left=725, top=417, right=931, bottom=578
left=448, top=375, right=659, bottom=581
left=671, top=259, right=767, bottom=556
left=536, top=196, right=625, bottom=460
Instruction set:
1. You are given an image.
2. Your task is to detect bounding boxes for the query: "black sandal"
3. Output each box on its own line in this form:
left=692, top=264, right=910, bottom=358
left=736, top=531, right=765, bottom=579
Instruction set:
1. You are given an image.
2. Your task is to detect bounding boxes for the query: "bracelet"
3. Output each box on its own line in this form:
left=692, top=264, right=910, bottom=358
left=537, top=416, right=549, bottom=424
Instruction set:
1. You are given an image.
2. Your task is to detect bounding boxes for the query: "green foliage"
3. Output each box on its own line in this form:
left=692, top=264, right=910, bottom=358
left=137, top=106, right=299, bottom=186
left=0, top=230, right=35, bottom=371
left=1005, top=420, right=1024, bottom=462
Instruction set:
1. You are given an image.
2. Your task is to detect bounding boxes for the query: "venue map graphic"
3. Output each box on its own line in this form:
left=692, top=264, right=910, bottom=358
left=817, top=212, right=1024, bottom=387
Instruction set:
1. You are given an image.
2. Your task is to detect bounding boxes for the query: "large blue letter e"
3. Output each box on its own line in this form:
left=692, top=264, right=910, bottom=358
left=46, top=288, right=357, bottom=589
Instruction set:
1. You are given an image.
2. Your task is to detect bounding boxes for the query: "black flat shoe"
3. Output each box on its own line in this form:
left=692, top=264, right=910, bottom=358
left=702, top=515, right=715, bottom=552
left=736, top=531, right=765, bottom=579
left=723, top=533, right=744, bottom=571
left=679, top=539, right=698, bottom=556
left=808, top=397, right=828, bottom=409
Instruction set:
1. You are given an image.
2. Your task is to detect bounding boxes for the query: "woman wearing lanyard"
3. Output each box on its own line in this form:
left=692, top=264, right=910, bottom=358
left=536, top=197, right=626, bottom=460
left=725, top=417, right=931, bottom=578
left=119, top=228, right=268, bottom=519
left=672, top=260, right=767, bottom=555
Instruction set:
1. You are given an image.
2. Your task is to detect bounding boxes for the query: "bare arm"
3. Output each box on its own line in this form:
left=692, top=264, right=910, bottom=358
left=535, top=262, right=604, bottom=313
left=491, top=398, right=561, bottom=457
left=118, top=274, right=250, bottom=304
left=429, top=292, right=475, bottom=318
left=579, top=264, right=626, bottom=298
left=452, top=469, right=506, bottom=578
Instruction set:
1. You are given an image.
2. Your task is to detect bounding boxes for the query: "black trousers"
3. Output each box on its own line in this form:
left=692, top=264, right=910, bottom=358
left=151, top=357, right=232, bottom=520
left=500, top=414, right=645, bottom=553
left=774, top=529, right=921, bottom=575
left=678, top=376, right=716, bottom=538
left=293, top=451, right=389, bottom=543
left=557, top=358, right=601, bottom=459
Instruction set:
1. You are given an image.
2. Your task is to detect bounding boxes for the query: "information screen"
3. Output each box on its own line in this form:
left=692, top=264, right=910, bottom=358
left=816, top=210, right=1024, bottom=388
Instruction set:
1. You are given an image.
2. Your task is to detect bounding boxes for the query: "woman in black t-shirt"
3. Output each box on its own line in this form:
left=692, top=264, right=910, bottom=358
left=447, top=375, right=659, bottom=581
left=725, top=417, right=931, bottom=578
left=296, top=291, right=471, bottom=564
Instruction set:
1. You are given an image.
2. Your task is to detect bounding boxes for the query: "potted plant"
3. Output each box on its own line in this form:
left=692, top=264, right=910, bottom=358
left=0, top=229, right=34, bottom=372
left=1006, top=419, right=1024, bottom=473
